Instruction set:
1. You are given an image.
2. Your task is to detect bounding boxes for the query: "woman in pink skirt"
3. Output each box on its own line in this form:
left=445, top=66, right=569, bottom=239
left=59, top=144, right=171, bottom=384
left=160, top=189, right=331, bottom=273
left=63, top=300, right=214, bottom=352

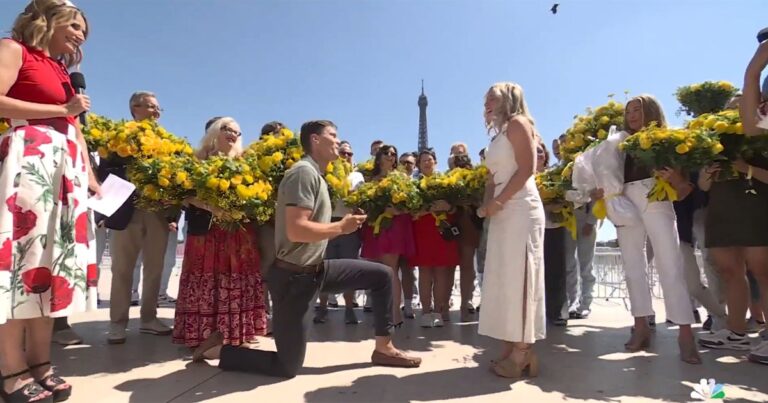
left=360, top=144, right=416, bottom=326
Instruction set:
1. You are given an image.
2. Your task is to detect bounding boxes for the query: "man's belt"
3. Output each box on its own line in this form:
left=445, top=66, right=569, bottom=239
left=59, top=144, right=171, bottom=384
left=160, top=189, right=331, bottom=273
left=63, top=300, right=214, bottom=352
left=274, top=258, right=324, bottom=274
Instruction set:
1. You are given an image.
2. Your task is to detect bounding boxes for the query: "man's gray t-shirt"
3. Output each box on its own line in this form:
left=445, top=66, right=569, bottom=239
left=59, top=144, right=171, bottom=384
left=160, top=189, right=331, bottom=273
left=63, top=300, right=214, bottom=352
left=274, top=156, right=332, bottom=266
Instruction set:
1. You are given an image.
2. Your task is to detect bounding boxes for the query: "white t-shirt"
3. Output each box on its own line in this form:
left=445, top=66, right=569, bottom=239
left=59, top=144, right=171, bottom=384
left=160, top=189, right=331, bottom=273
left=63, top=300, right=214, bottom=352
left=332, top=171, right=365, bottom=218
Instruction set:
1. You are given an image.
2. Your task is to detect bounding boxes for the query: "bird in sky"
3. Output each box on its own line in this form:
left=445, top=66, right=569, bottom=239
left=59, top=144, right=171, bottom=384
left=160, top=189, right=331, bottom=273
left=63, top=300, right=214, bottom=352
left=551, top=3, right=559, bottom=14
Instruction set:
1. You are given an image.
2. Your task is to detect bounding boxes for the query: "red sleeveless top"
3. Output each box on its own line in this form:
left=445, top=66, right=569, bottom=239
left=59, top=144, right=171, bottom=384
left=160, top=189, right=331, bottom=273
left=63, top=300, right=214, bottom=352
left=3, top=38, right=76, bottom=128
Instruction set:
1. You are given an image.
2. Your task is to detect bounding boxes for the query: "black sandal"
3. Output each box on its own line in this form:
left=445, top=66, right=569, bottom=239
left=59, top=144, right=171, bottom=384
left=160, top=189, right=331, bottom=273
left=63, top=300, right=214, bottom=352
left=29, top=362, right=70, bottom=402
left=0, top=369, right=53, bottom=403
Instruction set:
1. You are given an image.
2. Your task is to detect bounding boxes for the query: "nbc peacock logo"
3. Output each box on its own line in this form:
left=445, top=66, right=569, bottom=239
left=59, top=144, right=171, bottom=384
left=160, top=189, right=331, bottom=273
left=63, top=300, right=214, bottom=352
left=690, top=378, right=726, bottom=400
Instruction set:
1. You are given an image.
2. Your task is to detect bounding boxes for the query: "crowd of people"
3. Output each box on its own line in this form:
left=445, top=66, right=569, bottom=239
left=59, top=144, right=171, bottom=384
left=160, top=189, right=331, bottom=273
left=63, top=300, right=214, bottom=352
left=1, top=1, right=768, bottom=402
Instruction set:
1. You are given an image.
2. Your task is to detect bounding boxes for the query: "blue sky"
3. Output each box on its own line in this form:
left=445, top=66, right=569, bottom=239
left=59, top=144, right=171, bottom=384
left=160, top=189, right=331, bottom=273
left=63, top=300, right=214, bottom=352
left=2, top=0, right=766, bottom=240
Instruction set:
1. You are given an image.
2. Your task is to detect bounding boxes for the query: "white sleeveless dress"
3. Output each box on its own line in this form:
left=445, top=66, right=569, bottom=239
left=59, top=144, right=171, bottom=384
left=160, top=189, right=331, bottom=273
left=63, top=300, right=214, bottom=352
left=478, top=132, right=546, bottom=343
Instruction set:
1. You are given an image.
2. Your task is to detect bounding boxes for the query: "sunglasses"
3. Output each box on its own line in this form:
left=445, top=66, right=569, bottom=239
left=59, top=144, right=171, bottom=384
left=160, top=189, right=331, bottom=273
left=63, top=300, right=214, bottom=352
left=339, top=151, right=354, bottom=157
left=382, top=151, right=397, bottom=157
left=400, top=160, right=415, bottom=166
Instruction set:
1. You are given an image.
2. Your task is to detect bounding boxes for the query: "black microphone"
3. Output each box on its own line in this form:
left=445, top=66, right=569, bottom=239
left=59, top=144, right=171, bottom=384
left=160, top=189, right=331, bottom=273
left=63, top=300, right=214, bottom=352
left=69, top=72, right=87, bottom=126
left=758, top=27, right=768, bottom=43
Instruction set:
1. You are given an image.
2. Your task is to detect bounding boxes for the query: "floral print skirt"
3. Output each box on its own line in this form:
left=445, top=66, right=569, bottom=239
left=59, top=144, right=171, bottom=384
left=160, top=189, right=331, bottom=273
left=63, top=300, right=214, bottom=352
left=173, top=224, right=267, bottom=348
left=0, top=120, right=90, bottom=324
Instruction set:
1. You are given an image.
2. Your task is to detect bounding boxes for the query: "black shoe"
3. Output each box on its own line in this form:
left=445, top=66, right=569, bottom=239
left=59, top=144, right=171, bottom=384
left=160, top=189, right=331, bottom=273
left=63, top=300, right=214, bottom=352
left=363, top=306, right=373, bottom=313
left=648, top=315, right=656, bottom=329
left=550, top=318, right=568, bottom=327
left=693, top=309, right=702, bottom=324
left=328, top=302, right=340, bottom=308
left=702, top=315, right=713, bottom=331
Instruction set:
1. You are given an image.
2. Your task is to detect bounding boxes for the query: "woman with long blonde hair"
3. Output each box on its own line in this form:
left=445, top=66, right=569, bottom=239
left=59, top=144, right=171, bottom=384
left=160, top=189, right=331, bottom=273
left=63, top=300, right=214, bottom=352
left=173, top=117, right=267, bottom=350
left=591, top=95, right=700, bottom=364
left=0, top=1, right=99, bottom=401
left=478, top=82, right=545, bottom=379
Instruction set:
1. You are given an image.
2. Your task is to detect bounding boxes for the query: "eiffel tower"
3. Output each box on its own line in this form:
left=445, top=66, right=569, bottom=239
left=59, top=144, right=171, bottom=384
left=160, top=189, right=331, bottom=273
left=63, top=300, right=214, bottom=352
left=417, top=80, right=429, bottom=152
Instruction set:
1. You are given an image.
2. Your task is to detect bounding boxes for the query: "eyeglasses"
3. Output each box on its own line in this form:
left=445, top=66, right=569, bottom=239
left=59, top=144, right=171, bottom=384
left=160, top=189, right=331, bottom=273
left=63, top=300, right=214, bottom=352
left=221, top=126, right=242, bottom=137
left=339, top=151, right=354, bottom=157
left=134, top=103, right=164, bottom=112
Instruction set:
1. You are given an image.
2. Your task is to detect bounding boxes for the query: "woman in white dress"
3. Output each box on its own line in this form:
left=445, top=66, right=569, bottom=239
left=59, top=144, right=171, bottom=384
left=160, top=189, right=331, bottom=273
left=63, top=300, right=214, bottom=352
left=478, top=82, right=546, bottom=379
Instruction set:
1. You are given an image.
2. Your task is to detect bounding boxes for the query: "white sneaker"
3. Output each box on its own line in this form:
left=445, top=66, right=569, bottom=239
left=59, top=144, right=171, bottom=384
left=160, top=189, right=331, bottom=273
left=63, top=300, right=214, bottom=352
left=748, top=340, right=768, bottom=365
left=431, top=313, right=444, bottom=328
left=139, top=318, right=172, bottom=336
left=699, top=329, right=751, bottom=350
left=108, top=323, right=127, bottom=344
left=419, top=313, right=434, bottom=328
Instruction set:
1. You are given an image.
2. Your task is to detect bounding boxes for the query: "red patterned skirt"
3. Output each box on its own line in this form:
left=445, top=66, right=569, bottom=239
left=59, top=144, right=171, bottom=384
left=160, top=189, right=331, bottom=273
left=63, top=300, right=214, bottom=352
left=172, top=224, right=266, bottom=348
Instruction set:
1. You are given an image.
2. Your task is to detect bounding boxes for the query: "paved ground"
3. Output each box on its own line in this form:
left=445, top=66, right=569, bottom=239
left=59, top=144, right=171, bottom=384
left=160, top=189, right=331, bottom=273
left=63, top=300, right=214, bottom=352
left=47, top=268, right=768, bottom=403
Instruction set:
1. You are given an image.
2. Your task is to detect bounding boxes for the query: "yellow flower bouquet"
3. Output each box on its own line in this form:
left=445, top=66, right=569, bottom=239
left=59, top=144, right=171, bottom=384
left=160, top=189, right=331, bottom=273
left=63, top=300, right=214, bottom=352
left=344, top=171, right=422, bottom=235
left=81, top=113, right=118, bottom=153
left=355, top=159, right=376, bottom=181
left=99, top=119, right=194, bottom=161
left=325, top=158, right=353, bottom=204
left=686, top=109, right=744, bottom=180
left=127, top=155, right=197, bottom=211
left=192, top=156, right=274, bottom=226
left=0, top=119, right=10, bottom=133
left=432, top=165, right=489, bottom=206
left=536, top=163, right=577, bottom=238
left=620, top=124, right=724, bottom=201
left=560, top=100, right=625, bottom=161
left=243, top=128, right=303, bottom=189
left=675, top=81, right=739, bottom=117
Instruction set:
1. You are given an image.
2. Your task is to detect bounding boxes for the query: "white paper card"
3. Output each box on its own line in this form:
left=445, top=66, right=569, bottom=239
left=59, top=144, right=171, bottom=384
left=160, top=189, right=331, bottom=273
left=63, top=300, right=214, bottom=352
left=87, top=174, right=135, bottom=217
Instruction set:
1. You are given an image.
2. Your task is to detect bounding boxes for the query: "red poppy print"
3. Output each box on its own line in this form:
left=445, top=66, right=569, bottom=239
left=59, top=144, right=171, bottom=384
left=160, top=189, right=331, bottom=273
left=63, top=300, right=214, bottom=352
left=0, top=136, right=10, bottom=163
left=66, top=139, right=79, bottom=168
left=74, top=212, right=89, bottom=244
left=86, top=263, right=98, bottom=287
left=50, top=275, right=74, bottom=312
left=59, top=176, right=74, bottom=205
left=0, top=238, right=11, bottom=271
left=21, top=266, right=52, bottom=294
left=27, top=118, right=69, bottom=138
left=6, top=194, right=38, bottom=240
left=22, top=126, right=52, bottom=158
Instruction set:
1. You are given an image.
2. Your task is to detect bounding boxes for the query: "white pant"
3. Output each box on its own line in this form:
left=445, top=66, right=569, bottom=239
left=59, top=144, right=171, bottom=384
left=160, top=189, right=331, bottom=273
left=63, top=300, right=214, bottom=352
left=616, top=179, right=694, bottom=325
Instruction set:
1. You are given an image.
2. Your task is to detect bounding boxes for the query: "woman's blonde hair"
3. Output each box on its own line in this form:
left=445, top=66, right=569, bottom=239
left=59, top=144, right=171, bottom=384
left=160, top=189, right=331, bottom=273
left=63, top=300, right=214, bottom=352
left=484, top=82, right=536, bottom=133
left=197, top=117, right=243, bottom=159
left=12, top=0, right=88, bottom=68
left=625, top=94, right=667, bottom=133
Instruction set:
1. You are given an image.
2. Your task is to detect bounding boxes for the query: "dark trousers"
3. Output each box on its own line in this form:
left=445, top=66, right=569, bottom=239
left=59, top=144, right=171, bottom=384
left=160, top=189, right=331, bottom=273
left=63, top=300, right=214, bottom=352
left=218, top=259, right=393, bottom=378
left=544, top=227, right=567, bottom=321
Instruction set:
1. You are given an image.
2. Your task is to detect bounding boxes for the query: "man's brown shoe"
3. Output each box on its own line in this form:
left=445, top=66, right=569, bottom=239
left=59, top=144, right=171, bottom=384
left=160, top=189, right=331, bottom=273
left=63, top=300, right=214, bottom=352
left=371, top=350, right=421, bottom=368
